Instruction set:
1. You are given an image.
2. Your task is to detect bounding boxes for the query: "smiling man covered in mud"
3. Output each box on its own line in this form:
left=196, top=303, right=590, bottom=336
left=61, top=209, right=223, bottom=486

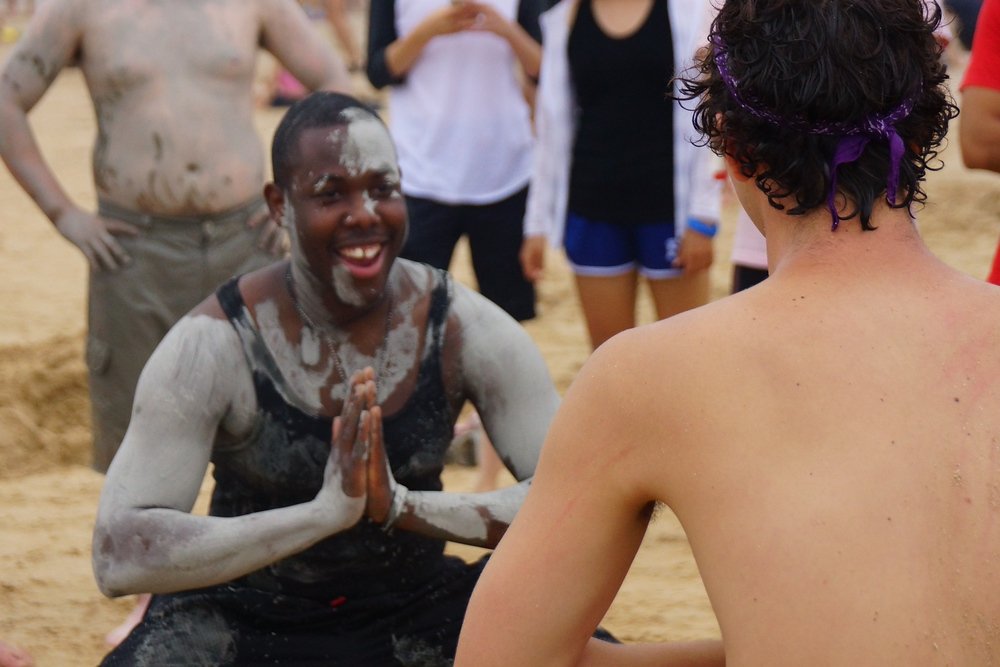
left=90, top=92, right=559, bottom=666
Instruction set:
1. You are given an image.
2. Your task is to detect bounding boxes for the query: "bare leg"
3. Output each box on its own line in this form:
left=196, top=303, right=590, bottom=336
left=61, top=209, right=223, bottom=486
left=104, top=593, right=151, bottom=647
left=0, top=640, right=33, bottom=667
left=574, top=271, right=639, bottom=350
left=647, top=269, right=711, bottom=320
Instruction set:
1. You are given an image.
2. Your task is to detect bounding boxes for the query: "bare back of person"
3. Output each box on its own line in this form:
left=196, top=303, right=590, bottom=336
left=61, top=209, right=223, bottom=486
left=456, top=3, right=994, bottom=665
left=622, top=213, right=1000, bottom=665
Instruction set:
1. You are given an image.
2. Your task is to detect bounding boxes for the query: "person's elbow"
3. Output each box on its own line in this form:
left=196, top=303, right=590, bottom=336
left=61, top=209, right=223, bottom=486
left=960, top=137, right=1000, bottom=173
left=0, top=94, right=27, bottom=146
left=0, top=83, right=21, bottom=111
left=92, top=561, right=133, bottom=599
left=91, top=512, right=154, bottom=598
left=0, top=72, right=38, bottom=117
left=316, top=63, right=354, bottom=95
left=320, top=76, right=353, bottom=95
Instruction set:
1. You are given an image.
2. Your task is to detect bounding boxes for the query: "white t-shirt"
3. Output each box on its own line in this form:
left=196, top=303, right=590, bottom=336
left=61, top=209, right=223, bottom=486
left=390, top=0, right=535, bottom=205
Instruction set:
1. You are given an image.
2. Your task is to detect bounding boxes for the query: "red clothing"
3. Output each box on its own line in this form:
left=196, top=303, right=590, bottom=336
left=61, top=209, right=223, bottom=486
left=986, top=248, right=999, bottom=288
left=962, top=0, right=1000, bottom=91
left=961, top=0, right=1000, bottom=285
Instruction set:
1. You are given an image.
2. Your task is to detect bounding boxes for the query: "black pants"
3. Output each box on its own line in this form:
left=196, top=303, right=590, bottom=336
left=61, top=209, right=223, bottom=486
left=101, top=557, right=488, bottom=667
left=403, top=187, right=536, bottom=322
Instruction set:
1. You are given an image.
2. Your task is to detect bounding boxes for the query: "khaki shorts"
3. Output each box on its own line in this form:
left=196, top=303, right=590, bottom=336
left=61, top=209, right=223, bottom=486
left=87, top=197, right=275, bottom=472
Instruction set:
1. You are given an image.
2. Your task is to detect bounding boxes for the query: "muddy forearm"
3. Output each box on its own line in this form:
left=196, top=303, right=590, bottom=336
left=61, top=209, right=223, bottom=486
left=0, top=2, right=81, bottom=224
left=392, top=480, right=530, bottom=548
left=0, top=101, right=77, bottom=224
left=92, top=500, right=354, bottom=597
left=317, top=54, right=354, bottom=94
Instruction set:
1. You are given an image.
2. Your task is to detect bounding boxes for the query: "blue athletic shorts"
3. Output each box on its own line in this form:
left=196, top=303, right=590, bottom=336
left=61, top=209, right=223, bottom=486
left=564, top=212, right=682, bottom=279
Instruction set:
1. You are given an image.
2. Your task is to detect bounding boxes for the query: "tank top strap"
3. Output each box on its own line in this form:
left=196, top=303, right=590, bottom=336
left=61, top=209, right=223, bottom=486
left=425, top=268, right=453, bottom=357
left=215, top=274, right=294, bottom=404
left=216, top=276, right=248, bottom=325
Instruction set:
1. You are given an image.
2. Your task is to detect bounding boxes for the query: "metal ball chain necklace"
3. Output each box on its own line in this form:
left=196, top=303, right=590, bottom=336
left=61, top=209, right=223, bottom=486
left=284, top=264, right=394, bottom=389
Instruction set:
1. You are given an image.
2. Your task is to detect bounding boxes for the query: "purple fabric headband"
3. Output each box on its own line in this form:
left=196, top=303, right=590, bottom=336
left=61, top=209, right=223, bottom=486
left=711, top=36, right=916, bottom=229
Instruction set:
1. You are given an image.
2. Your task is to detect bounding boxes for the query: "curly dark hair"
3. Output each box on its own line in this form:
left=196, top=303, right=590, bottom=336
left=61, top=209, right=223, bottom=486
left=271, top=91, right=384, bottom=190
left=677, top=0, right=959, bottom=229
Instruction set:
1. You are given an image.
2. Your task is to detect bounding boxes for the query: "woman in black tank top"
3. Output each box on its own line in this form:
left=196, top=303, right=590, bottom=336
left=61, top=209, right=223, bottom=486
left=567, top=0, right=675, bottom=224
left=522, top=0, right=720, bottom=350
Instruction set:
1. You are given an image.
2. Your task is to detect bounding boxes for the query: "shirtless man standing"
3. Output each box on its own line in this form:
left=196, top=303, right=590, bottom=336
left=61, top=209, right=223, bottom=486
left=457, top=1, right=1000, bottom=665
left=91, top=91, right=561, bottom=665
left=0, top=0, right=351, bottom=475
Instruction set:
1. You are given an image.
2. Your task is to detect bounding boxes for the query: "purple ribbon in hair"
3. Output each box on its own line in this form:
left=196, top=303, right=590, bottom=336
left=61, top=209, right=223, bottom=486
left=711, top=36, right=915, bottom=229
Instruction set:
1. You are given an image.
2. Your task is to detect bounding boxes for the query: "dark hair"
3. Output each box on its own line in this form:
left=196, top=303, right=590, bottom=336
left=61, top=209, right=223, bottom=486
left=270, top=91, right=385, bottom=190
left=678, top=0, right=958, bottom=229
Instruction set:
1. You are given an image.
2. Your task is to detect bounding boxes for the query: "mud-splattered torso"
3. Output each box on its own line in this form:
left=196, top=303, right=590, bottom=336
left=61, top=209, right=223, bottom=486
left=211, top=271, right=458, bottom=600
left=75, top=0, right=266, bottom=211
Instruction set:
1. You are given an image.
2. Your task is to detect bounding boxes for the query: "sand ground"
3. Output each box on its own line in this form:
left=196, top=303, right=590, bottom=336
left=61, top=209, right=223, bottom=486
left=0, top=16, right=998, bottom=666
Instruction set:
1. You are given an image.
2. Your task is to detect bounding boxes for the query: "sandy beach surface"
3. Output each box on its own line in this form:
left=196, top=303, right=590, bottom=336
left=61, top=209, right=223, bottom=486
left=0, top=24, right=998, bottom=666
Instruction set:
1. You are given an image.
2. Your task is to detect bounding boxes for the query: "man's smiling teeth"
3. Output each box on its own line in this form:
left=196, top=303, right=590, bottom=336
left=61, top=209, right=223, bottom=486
left=340, top=244, right=381, bottom=261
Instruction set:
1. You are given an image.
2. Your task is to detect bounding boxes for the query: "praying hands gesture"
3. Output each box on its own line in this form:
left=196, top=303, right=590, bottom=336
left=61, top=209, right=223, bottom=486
left=317, top=369, right=374, bottom=530
left=338, top=358, right=535, bottom=548
left=325, top=367, right=407, bottom=533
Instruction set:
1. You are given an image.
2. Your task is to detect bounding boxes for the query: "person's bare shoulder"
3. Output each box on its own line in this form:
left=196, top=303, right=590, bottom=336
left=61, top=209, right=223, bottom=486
left=597, top=289, right=764, bottom=392
left=444, top=270, right=546, bottom=373
left=0, top=0, right=87, bottom=83
left=573, top=291, right=767, bottom=494
left=136, top=288, right=255, bottom=443
left=178, top=273, right=256, bottom=390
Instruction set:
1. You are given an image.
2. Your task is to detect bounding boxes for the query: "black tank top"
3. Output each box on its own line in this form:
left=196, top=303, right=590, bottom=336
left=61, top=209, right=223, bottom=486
left=567, top=0, right=675, bottom=224
left=211, top=270, right=457, bottom=601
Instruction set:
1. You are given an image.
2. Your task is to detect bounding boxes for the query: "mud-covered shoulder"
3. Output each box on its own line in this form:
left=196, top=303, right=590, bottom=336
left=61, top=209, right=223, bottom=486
left=132, top=308, right=255, bottom=441
left=0, top=0, right=86, bottom=104
left=446, top=280, right=541, bottom=368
